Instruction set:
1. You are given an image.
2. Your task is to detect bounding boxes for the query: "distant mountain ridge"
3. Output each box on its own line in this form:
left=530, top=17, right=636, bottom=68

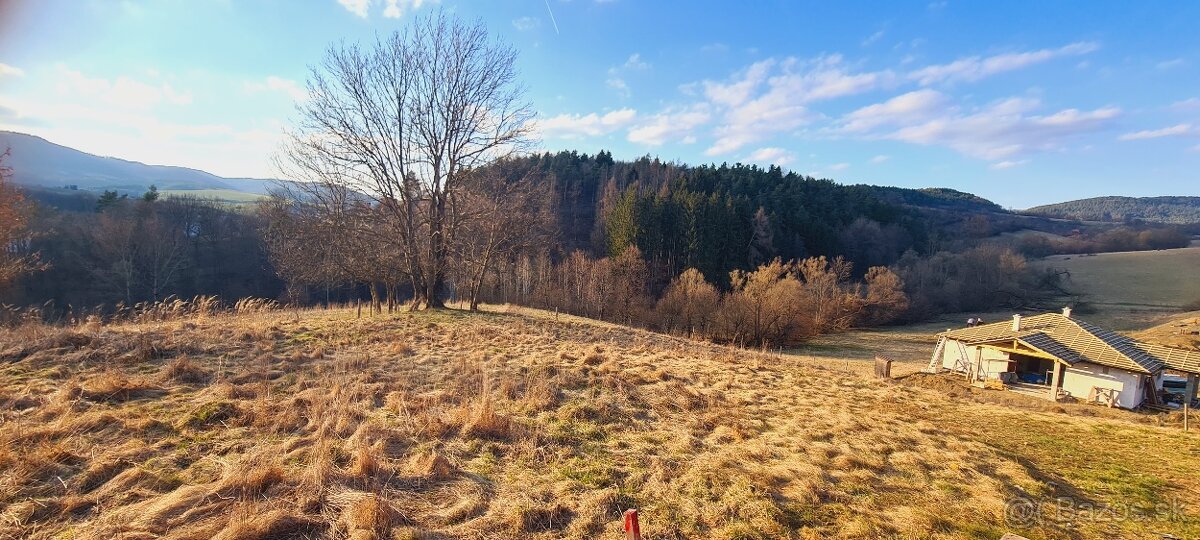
left=1024, top=196, right=1200, bottom=224
left=0, top=131, right=274, bottom=194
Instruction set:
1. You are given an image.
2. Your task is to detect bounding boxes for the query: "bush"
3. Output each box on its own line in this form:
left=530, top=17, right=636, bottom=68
left=655, top=268, right=720, bottom=335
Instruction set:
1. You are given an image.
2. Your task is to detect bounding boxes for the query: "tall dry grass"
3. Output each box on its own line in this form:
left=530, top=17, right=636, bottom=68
left=0, top=306, right=1196, bottom=539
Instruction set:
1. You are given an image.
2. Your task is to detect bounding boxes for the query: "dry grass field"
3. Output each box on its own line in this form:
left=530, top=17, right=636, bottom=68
left=1132, top=315, right=1200, bottom=351
left=2, top=307, right=1198, bottom=539
left=1037, top=247, right=1200, bottom=318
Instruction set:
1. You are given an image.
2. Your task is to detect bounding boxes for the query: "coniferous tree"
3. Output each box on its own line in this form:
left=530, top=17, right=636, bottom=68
left=96, top=190, right=124, bottom=213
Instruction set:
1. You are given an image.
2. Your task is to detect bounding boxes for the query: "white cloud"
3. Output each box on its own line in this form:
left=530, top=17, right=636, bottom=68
left=702, top=59, right=774, bottom=107
left=838, top=90, right=1118, bottom=162
left=828, top=162, right=850, bottom=171
left=338, top=0, right=370, bottom=18
left=889, top=99, right=1118, bottom=160
left=908, top=41, right=1099, bottom=85
left=535, top=43, right=1119, bottom=164
left=606, top=77, right=629, bottom=98
left=603, top=53, right=651, bottom=99
left=1118, top=123, right=1193, bottom=141
left=861, top=30, right=885, bottom=47
left=745, top=147, right=795, bottom=165
left=53, top=64, right=192, bottom=110
left=337, top=0, right=435, bottom=19
left=869, top=154, right=890, bottom=164
left=991, top=159, right=1029, bottom=170
left=838, top=89, right=946, bottom=132
left=0, top=63, right=24, bottom=78
left=627, top=105, right=711, bottom=146
left=1170, top=98, right=1200, bottom=111
left=384, top=0, right=434, bottom=18
left=623, top=53, right=650, bottom=71
left=702, top=55, right=888, bottom=155
left=538, top=108, right=637, bottom=139
left=383, top=0, right=402, bottom=18
left=1157, top=58, right=1186, bottom=70
left=244, top=76, right=308, bottom=103
left=512, top=16, right=540, bottom=31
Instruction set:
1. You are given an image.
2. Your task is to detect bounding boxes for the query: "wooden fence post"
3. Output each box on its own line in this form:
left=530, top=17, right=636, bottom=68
left=623, top=509, right=642, bottom=540
left=874, top=355, right=893, bottom=380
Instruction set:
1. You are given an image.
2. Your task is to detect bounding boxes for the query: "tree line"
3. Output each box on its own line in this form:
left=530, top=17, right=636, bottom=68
left=1011, top=226, right=1190, bottom=257
left=6, top=189, right=280, bottom=311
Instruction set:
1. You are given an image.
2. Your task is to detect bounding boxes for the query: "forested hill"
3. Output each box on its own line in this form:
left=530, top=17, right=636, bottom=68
left=513, top=151, right=1009, bottom=284
left=1024, top=196, right=1200, bottom=224
left=864, top=186, right=1005, bottom=213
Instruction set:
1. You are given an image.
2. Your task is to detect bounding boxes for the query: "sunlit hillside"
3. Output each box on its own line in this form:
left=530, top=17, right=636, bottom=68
left=1038, top=247, right=1200, bottom=318
left=2, top=306, right=1197, bottom=539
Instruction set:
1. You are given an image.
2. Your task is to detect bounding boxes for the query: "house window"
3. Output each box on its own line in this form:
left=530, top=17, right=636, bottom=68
left=1101, top=366, right=1109, bottom=375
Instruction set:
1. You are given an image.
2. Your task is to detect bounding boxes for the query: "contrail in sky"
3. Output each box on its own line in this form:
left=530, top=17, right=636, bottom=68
left=543, top=0, right=560, bottom=35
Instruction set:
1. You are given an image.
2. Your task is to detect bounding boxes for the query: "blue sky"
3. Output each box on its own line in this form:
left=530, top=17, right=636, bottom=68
left=1, top=0, right=1198, bottom=207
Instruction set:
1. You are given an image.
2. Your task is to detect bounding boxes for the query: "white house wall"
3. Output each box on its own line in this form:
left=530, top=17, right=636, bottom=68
left=940, top=340, right=1010, bottom=378
left=941, top=339, right=970, bottom=372
left=980, top=348, right=1011, bottom=379
left=1060, top=362, right=1145, bottom=409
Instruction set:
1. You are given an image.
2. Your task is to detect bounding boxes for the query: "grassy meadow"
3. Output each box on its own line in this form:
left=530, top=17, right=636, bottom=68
left=2, top=305, right=1198, bottom=539
left=160, top=189, right=268, bottom=204
left=1037, top=247, right=1200, bottom=319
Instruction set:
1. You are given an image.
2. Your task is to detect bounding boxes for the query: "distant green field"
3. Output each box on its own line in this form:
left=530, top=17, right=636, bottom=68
left=1036, top=247, right=1200, bottom=312
left=160, top=189, right=267, bottom=204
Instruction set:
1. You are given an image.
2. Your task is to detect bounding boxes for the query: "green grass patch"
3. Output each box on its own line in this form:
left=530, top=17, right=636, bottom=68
left=160, top=189, right=267, bottom=204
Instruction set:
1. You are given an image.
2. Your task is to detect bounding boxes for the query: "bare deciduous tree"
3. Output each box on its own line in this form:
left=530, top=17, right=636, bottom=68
left=453, top=160, right=554, bottom=311
left=276, top=10, right=534, bottom=309
left=0, top=148, right=41, bottom=288
left=861, top=266, right=908, bottom=325
left=796, top=255, right=862, bottom=334
left=655, top=268, right=720, bottom=335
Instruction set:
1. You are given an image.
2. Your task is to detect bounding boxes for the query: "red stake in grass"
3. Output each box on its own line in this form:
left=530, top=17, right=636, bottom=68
left=624, top=509, right=642, bottom=540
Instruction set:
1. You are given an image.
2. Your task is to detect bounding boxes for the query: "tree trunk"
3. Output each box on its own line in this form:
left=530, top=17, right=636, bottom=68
left=425, top=274, right=445, bottom=309
left=469, top=240, right=497, bottom=312
left=469, top=268, right=484, bottom=312
left=426, top=191, right=447, bottom=309
left=408, top=274, right=424, bottom=311
left=369, top=282, right=381, bottom=315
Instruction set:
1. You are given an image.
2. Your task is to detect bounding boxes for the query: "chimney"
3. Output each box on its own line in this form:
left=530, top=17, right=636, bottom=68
left=1012, top=314, right=1022, bottom=332
left=1062, top=306, right=1072, bottom=318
